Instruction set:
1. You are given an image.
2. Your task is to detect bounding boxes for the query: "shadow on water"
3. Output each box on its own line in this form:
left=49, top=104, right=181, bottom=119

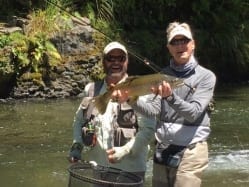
left=0, top=85, right=249, bottom=187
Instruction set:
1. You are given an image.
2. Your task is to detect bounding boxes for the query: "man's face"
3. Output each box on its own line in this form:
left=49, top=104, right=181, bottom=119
left=103, top=49, right=128, bottom=80
left=167, top=35, right=195, bottom=65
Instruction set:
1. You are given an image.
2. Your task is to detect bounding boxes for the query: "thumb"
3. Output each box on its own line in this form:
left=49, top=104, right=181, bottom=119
left=107, top=154, right=116, bottom=163
left=106, top=148, right=115, bottom=155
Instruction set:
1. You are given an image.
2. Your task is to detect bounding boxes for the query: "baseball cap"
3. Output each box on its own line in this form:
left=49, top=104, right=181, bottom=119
left=103, top=42, right=128, bottom=55
left=167, top=25, right=193, bottom=43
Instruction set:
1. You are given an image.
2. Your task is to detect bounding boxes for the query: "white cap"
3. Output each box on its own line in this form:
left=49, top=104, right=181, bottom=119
left=167, top=25, right=193, bottom=43
left=103, top=42, right=127, bottom=55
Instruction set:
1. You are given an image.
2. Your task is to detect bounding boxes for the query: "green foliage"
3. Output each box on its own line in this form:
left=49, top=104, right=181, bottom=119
left=81, top=0, right=114, bottom=22
left=110, top=0, right=249, bottom=81
left=190, top=0, right=249, bottom=80
left=12, top=34, right=61, bottom=74
left=0, top=35, right=11, bottom=48
left=0, top=6, right=64, bottom=81
left=90, top=61, right=105, bottom=81
left=45, top=40, right=62, bottom=67
left=2, top=0, right=249, bottom=82
left=0, top=32, right=26, bottom=75
left=0, top=32, right=61, bottom=79
left=26, top=9, right=61, bottom=37
left=10, top=32, right=30, bottom=72
left=95, top=0, right=114, bottom=21
left=0, top=50, right=14, bottom=75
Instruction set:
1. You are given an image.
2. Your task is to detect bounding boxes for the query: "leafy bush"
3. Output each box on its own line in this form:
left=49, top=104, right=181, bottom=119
left=0, top=35, right=11, bottom=48
left=0, top=31, right=61, bottom=80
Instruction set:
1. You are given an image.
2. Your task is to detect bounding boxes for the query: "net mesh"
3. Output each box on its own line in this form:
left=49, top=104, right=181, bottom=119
left=68, top=162, right=143, bottom=187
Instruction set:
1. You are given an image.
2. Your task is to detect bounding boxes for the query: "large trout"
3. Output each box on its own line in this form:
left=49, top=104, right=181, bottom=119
left=93, top=73, right=184, bottom=114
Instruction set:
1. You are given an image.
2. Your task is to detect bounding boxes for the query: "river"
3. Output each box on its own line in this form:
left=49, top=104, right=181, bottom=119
left=0, top=85, right=249, bottom=187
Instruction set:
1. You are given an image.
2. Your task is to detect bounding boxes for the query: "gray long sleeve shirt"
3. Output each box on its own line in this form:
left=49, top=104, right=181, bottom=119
left=132, top=64, right=216, bottom=146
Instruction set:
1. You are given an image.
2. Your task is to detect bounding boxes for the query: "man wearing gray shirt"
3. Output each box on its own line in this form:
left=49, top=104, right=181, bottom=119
left=113, top=22, right=216, bottom=187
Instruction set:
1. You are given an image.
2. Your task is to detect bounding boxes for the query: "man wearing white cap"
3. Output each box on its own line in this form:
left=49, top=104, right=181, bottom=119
left=69, top=41, right=154, bottom=184
left=112, top=22, right=216, bottom=186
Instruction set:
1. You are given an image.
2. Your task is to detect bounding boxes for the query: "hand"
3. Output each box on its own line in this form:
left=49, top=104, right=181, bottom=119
left=151, top=81, right=172, bottom=98
left=106, top=146, right=130, bottom=163
left=106, top=148, right=116, bottom=163
left=111, top=89, right=129, bottom=103
left=68, top=149, right=81, bottom=163
left=68, top=143, right=83, bottom=163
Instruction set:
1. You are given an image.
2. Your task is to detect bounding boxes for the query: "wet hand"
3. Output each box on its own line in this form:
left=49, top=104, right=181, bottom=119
left=106, top=148, right=116, bottom=163
left=69, top=156, right=80, bottom=163
left=68, top=149, right=82, bottom=163
left=111, top=90, right=129, bottom=103
left=151, top=81, right=172, bottom=98
left=106, top=146, right=130, bottom=163
left=68, top=143, right=83, bottom=163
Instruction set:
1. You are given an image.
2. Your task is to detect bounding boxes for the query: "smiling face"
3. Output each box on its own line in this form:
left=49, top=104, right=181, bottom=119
left=167, top=35, right=195, bottom=65
left=103, top=49, right=128, bottom=85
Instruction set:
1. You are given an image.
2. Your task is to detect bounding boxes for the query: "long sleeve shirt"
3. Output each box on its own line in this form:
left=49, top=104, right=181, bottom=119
left=72, top=77, right=155, bottom=172
left=131, top=64, right=216, bottom=146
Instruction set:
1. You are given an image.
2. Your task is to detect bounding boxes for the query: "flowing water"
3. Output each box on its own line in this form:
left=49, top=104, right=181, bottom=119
left=0, top=85, right=249, bottom=187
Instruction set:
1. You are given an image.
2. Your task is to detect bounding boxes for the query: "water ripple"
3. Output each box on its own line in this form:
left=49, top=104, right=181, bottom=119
left=208, top=149, right=249, bottom=172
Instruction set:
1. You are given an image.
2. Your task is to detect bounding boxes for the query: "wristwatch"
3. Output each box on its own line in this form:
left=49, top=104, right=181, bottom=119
left=165, top=94, right=174, bottom=102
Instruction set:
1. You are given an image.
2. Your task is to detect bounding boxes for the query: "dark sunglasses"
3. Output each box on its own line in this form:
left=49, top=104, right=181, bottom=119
left=169, top=38, right=191, bottom=46
left=105, top=55, right=126, bottom=63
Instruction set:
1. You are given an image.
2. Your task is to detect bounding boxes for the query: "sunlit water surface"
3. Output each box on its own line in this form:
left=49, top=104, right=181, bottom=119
left=0, top=85, right=249, bottom=187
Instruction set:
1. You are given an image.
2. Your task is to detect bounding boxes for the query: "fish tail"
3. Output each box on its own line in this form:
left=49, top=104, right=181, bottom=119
left=93, top=92, right=111, bottom=114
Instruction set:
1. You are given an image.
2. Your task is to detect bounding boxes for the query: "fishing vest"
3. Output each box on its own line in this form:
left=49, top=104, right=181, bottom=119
left=82, top=80, right=138, bottom=147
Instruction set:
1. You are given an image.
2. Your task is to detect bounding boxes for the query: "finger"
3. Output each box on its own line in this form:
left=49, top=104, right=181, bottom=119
left=111, top=91, right=119, bottom=102
left=69, top=157, right=78, bottom=163
left=151, top=86, right=161, bottom=96
left=108, top=155, right=116, bottom=163
left=162, top=80, right=167, bottom=85
left=110, top=83, right=115, bottom=88
left=117, top=90, right=122, bottom=97
left=151, top=87, right=154, bottom=92
left=106, top=148, right=115, bottom=155
left=158, top=84, right=163, bottom=96
left=123, top=90, right=129, bottom=101
left=111, top=90, right=117, bottom=97
left=161, top=81, right=168, bottom=93
left=115, top=90, right=129, bottom=103
left=162, top=82, right=172, bottom=97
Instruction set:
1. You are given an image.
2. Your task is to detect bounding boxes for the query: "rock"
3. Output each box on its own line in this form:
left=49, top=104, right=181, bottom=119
left=2, top=16, right=103, bottom=100
left=0, top=26, right=23, bottom=34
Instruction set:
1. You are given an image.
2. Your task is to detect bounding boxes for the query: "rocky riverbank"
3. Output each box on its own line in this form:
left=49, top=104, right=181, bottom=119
left=0, top=16, right=105, bottom=100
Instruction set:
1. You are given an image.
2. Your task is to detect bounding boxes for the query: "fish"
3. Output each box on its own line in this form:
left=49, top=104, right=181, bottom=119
left=93, top=73, right=184, bottom=114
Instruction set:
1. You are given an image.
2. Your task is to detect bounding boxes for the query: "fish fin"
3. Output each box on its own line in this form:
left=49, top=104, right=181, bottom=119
left=125, top=75, right=139, bottom=81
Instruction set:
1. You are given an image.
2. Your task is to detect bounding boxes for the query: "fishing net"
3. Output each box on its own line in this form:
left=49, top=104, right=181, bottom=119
left=68, top=162, right=143, bottom=187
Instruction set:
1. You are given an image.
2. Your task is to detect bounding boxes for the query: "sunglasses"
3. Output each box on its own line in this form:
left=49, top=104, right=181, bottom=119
left=105, top=55, right=126, bottom=63
left=169, top=38, right=191, bottom=46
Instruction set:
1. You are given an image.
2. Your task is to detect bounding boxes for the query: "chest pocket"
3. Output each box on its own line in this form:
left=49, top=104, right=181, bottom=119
left=81, top=81, right=103, bottom=147
left=114, top=104, right=138, bottom=146
left=117, top=105, right=138, bottom=128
